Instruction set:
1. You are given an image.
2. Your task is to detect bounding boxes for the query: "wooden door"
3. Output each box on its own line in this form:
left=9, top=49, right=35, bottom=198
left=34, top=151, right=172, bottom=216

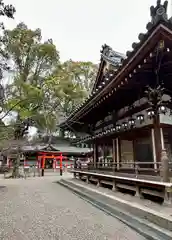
left=134, top=139, right=153, bottom=168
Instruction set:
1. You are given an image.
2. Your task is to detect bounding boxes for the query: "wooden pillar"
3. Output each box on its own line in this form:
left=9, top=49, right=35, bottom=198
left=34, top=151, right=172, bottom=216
left=160, top=128, right=165, bottom=150
left=132, top=140, right=136, bottom=166
left=41, top=155, right=45, bottom=177
left=102, top=144, right=105, bottom=166
left=154, top=117, right=169, bottom=182
left=38, top=157, right=41, bottom=169
left=60, top=153, right=63, bottom=176
left=55, top=158, right=57, bottom=171
left=53, top=156, right=56, bottom=172
left=153, top=116, right=162, bottom=163
left=37, top=154, right=40, bottom=169
left=116, top=138, right=120, bottom=170
left=112, top=139, right=116, bottom=172
left=151, top=128, right=157, bottom=170
left=93, top=144, right=97, bottom=168
left=42, top=155, right=45, bottom=169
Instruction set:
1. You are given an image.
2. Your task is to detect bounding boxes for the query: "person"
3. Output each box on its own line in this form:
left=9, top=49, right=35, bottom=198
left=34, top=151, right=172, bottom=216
left=74, top=158, right=77, bottom=169
left=32, top=164, right=36, bottom=177
left=76, top=158, right=81, bottom=169
left=24, top=165, right=30, bottom=179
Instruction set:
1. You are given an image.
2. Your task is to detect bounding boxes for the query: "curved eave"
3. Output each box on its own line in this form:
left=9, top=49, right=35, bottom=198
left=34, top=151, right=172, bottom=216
left=101, top=53, right=125, bottom=67
left=92, top=56, right=105, bottom=93
left=61, top=22, right=172, bottom=128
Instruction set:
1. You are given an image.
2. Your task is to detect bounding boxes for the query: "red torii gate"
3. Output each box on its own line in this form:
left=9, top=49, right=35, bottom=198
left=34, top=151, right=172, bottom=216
left=37, top=151, right=67, bottom=176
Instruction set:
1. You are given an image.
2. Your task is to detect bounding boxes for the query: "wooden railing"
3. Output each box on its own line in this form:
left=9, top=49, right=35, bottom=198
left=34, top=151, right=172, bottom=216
left=75, top=161, right=172, bottom=177
left=71, top=168, right=172, bottom=203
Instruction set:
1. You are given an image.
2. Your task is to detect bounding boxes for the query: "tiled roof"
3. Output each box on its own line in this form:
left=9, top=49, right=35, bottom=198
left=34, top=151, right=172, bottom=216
left=60, top=1, right=172, bottom=128
left=51, top=145, right=92, bottom=154
left=10, top=144, right=93, bottom=154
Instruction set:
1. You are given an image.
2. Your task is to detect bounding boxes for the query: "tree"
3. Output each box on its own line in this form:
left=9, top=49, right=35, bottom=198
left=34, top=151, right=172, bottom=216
left=3, top=23, right=97, bottom=133
left=3, top=23, right=97, bottom=158
left=2, top=22, right=59, bottom=84
left=0, top=120, right=14, bottom=146
left=54, top=60, right=98, bottom=95
left=0, top=1, right=16, bottom=175
left=46, top=61, right=98, bottom=119
left=1, top=22, right=59, bottom=177
left=0, top=117, right=32, bottom=178
left=3, top=22, right=59, bottom=124
left=0, top=1, right=15, bottom=19
left=0, top=1, right=15, bottom=116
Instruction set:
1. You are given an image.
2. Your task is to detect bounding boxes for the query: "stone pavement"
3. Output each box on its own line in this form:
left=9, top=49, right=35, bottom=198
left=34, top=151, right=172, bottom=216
left=0, top=173, right=146, bottom=240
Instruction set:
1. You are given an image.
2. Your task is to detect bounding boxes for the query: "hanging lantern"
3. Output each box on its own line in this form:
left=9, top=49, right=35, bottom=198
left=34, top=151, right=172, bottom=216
left=147, top=109, right=155, bottom=119
left=116, top=125, right=121, bottom=131
left=122, top=122, right=128, bottom=129
left=137, top=114, right=144, bottom=123
left=158, top=105, right=166, bottom=114
left=128, top=118, right=135, bottom=127
left=158, top=40, right=164, bottom=50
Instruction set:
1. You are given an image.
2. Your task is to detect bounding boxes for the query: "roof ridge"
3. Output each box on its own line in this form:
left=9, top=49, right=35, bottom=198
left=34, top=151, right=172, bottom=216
left=60, top=0, right=172, bottom=126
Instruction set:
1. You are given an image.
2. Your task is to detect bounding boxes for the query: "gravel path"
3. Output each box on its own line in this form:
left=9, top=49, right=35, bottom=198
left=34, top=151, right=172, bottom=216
left=0, top=173, right=146, bottom=240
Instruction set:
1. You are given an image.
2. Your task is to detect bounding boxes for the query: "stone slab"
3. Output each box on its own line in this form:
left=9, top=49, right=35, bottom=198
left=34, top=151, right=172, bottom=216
left=61, top=178, right=172, bottom=232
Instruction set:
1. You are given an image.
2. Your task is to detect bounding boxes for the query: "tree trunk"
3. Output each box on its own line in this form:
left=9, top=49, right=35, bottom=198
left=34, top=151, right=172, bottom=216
left=12, top=148, right=20, bottom=178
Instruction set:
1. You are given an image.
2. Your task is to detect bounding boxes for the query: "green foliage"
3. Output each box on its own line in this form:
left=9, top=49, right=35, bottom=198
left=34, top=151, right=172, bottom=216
left=3, top=23, right=59, bottom=84
left=6, top=80, right=43, bottom=119
left=54, top=60, right=98, bottom=94
left=47, top=60, right=98, bottom=117
left=0, top=121, right=14, bottom=149
left=2, top=23, right=59, bottom=135
left=2, top=22, right=97, bottom=140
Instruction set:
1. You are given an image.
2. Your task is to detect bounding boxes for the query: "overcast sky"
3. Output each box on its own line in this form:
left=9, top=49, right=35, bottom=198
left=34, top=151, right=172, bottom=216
left=4, top=0, right=172, bottom=63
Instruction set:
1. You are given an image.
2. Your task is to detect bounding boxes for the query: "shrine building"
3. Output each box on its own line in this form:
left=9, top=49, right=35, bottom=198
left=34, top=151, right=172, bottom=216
left=61, top=1, right=172, bottom=204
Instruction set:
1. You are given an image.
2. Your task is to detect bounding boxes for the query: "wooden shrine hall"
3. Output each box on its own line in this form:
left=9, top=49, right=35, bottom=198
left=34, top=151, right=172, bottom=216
left=61, top=1, right=172, bottom=204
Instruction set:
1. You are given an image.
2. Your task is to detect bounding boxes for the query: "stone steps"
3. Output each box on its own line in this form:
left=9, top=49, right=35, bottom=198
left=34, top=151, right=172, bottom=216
left=58, top=179, right=172, bottom=240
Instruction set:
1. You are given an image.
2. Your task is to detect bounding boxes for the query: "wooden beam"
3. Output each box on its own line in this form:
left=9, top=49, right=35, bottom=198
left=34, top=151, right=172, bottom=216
left=151, top=128, right=157, bottom=170
left=116, top=138, right=120, bottom=170
left=160, top=128, right=165, bottom=150
left=93, top=144, right=97, bottom=167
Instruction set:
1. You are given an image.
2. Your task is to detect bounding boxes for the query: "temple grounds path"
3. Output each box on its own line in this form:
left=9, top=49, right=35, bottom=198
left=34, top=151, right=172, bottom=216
left=0, top=173, right=146, bottom=240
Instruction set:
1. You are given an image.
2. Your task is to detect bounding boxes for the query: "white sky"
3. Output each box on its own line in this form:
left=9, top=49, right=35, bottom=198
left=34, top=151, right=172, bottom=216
left=4, top=0, right=172, bottom=63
